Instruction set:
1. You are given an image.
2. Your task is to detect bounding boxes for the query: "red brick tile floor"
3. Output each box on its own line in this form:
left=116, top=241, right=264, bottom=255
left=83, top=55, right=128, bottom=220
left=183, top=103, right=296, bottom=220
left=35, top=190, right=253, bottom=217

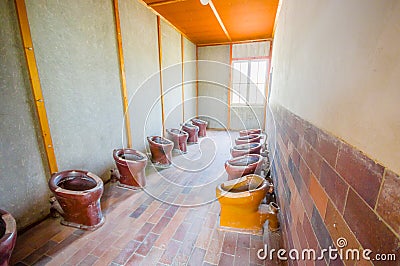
left=11, top=131, right=279, bottom=266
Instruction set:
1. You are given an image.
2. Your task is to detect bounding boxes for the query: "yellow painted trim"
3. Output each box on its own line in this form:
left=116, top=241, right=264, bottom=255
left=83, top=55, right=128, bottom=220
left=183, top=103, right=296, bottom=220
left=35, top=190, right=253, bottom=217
left=157, top=16, right=166, bottom=136
left=149, top=0, right=187, bottom=7
left=15, top=0, right=58, bottom=174
left=197, top=38, right=273, bottom=47
left=113, top=0, right=132, bottom=148
left=227, top=44, right=232, bottom=130
left=137, top=0, right=195, bottom=44
left=209, top=0, right=231, bottom=42
left=181, top=34, right=185, bottom=123
left=196, top=45, right=199, bottom=118
left=263, top=41, right=273, bottom=130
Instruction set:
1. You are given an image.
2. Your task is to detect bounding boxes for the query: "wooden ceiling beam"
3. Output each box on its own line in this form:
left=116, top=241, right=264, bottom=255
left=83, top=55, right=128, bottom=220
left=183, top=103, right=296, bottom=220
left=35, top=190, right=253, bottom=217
left=208, top=0, right=231, bottom=42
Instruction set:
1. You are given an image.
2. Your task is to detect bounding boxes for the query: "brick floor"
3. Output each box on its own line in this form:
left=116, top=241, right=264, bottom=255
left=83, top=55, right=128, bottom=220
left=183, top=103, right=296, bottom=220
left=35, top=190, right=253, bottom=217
left=11, top=131, right=279, bottom=265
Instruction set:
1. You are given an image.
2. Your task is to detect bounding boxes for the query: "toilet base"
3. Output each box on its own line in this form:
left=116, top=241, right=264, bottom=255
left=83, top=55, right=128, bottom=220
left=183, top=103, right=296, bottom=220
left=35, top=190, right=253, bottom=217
left=151, top=161, right=172, bottom=169
left=172, top=149, right=187, bottom=154
left=117, top=182, right=144, bottom=190
left=60, top=216, right=105, bottom=231
left=217, top=222, right=263, bottom=236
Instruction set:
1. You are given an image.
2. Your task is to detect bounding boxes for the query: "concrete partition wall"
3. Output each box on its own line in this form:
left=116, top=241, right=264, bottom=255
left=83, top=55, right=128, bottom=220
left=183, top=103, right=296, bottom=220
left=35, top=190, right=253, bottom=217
left=0, top=1, right=50, bottom=230
left=161, top=21, right=183, bottom=130
left=268, top=0, right=400, bottom=262
left=119, top=0, right=162, bottom=150
left=183, top=38, right=197, bottom=122
left=198, top=45, right=230, bottom=129
left=25, top=0, right=123, bottom=179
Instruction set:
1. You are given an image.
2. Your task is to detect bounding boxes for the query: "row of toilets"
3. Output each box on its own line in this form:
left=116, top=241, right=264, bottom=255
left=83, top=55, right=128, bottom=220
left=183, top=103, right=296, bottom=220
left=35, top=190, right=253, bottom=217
left=0, top=123, right=279, bottom=265
left=217, top=128, right=280, bottom=234
left=0, top=118, right=208, bottom=265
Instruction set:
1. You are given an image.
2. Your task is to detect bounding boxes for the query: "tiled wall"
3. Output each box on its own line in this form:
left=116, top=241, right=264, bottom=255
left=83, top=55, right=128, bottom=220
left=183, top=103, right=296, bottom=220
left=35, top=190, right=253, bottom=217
left=267, top=103, right=400, bottom=265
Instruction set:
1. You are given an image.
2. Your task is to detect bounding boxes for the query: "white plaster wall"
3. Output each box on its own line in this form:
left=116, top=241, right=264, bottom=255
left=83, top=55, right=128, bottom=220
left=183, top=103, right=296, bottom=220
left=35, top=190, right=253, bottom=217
left=183, top=38, right=197, bottom=122
left=161, top=21, right=183, bottom=130
left=269, top=0, right=400, bottom=173
left=119, top=0, right=162, bottom=150
left=25, top=0, right=123, bottom=179
left=198, top=45, right=230, bottom=129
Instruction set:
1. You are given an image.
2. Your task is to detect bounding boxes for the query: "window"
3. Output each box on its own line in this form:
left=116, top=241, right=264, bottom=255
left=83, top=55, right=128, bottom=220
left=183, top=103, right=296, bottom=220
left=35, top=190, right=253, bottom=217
left=231, top=59, right=269, bottom=105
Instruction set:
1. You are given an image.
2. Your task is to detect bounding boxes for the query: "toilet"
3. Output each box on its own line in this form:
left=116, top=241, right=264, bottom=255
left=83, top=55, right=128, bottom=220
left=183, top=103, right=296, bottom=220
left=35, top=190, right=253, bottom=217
left=230, top=142, right=262, bottom=158
left=235, top=134, right=262, bottom=145
left=191, top=118, right=208, bottom=137
left=147, top=136, right=174, bottom=168
left=48, top=170, right=104, bottom=230
left=225, top=154, right=263, bottom=180
left=181, top=123, right=199, bottom=144
left=216, top=174, right=280, bottom=233
left=239, top=128, right=262, bottom=136
left=113, top=149, right=148, bottom=188
left=0, top=209, right=17, bottom=266
left=166, top=128, right=189, bottom=153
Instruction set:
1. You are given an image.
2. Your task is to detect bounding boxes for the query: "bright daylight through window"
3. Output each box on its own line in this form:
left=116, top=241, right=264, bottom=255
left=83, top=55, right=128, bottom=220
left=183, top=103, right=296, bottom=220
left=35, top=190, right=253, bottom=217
left=231, top=59, right=268, bottom=105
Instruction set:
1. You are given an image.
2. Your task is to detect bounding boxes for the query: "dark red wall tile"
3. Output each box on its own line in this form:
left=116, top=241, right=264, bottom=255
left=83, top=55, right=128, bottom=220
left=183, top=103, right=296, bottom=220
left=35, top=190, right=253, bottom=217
left=315, top=130, right=340, bottom=167
left=306, top=146, right=323, bottom=178
left=302, top=215, right=318, bottom=251
left=319, top=161, right=348, bottom=213
left=376, top=169, right=400, bottom=235
left=299, top=157, right=311, bottom=188
left=344, top=189, right=400, bottom=254
left=336, top=143, right=383, bottom=208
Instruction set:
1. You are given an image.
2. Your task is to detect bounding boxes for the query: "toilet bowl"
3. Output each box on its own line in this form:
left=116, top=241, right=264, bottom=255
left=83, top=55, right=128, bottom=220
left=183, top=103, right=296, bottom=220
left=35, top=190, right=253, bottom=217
left=225, top=154, right=263, bottom=180
left=48, top=170, right=104, bottom=230
left=166, top=128, right=189, bottom=153
left=230, top=142, right=262, bottom=158
left=181, top=123, right=199, bottom=144
left=191, top=118, right=208, bottom=137
left=239, top=128, right=262, bottom=136
left=235, top=134, right=262, bottom=145
left=216, top=174, right=280, bottom=233
left=0, top=209, right=17, bottom=266
left=113, top=149, right=147, bottom=189
left=147, top=136, right=174, bottom=168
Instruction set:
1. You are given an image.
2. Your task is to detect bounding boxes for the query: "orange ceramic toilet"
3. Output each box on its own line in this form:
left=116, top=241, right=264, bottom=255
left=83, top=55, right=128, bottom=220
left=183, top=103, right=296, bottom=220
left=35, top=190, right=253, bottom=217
left=230, top=142, right=262, bottom=158
left=224, top=154, right=264, bottom=180
left=0, top=209, right=17, bottom=266
left=216, top=174, right=280, bottom=233
left=147, top=136, right=174, bottom=168
left=49, top=170, right=104, bottom=230
left=166, top=128, right=189, bottom=153
left=113, top=149, right=147, bottom=188
left=239, top=128, right=262, bottom=136
left=235, top=134, right=262, bottom=145
left=191, top=118, right=208, bottom=137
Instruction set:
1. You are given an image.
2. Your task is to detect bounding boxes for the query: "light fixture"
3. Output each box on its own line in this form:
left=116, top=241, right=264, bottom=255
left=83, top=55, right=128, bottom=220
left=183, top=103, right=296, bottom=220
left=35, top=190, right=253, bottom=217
left=200, top=0, right=210, bottom=5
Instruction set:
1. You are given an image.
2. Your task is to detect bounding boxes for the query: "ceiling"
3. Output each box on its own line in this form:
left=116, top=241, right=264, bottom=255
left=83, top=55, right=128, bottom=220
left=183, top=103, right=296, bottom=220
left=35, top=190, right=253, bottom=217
left=142, top=0, right=279, bottom=46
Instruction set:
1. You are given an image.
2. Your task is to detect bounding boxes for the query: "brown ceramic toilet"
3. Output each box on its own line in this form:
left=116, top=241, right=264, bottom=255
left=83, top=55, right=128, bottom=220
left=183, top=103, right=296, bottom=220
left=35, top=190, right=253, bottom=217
left=181, top=123, right=199, bottom=144
left=191, top=118, right=208, bottom=137
left=113, top=149, right=148, bottom=188
left=225, top=154, right=263, bottom=180
left=49, top=170, right=104, bottom=230
left=166, top=128, right=189, bottom=153
left=147, top=136, right=174, bottom=168
left=230, top=142, right=262, bottom=158
left=216, top=174, right=279, bottom=233
left=239, top=128, right=262, bottom=136
left=0, top=209, right=17, bottom=266
left=235, top=134, right=262, bottom=145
